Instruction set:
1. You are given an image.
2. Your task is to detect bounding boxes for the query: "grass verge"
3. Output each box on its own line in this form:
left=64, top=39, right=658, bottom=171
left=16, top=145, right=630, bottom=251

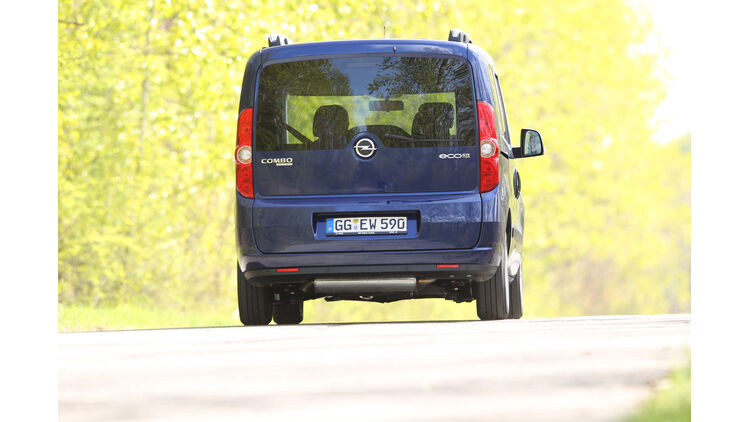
left=58, top=303, right=238, bottom=332
left=623, top=360, right=691, bottom=422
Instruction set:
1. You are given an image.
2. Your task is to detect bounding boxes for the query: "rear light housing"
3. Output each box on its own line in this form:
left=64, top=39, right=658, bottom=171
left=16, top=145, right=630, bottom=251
left=235, top=108, right=254, bottom=197
left=476, top=101, right=499, bottom=193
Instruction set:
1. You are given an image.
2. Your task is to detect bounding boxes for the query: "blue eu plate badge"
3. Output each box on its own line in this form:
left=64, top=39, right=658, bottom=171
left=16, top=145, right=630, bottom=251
left=326, top=219, right=334, bottom=234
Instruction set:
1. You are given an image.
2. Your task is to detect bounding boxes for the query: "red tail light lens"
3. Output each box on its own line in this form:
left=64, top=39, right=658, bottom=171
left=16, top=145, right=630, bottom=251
left=477, top=101, right=499, bottom=193
left=235, top=108, right=254, bottom=198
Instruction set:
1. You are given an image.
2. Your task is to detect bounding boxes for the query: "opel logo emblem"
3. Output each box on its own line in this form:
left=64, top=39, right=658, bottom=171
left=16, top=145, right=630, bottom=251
left=354, top=138, right=377, bottom=159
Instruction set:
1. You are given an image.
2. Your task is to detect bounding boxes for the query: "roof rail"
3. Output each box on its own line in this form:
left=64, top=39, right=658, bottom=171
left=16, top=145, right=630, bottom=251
left=448, top=28, right=472, bottom=44
left=267, top=34, right=293, bottom=47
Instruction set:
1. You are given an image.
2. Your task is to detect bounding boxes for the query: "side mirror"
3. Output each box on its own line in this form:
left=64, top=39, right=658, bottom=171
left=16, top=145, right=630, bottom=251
left=512, top=129, right=544, bottom=158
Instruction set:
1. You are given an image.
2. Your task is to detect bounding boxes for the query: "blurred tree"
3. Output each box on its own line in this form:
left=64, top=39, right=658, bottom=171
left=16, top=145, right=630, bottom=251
left=58, top=0, right=689, bottom=318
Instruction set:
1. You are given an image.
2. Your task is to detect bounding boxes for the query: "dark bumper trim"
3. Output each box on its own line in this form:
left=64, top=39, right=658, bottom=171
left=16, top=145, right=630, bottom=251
left=242, top=264, right=497, bottom=286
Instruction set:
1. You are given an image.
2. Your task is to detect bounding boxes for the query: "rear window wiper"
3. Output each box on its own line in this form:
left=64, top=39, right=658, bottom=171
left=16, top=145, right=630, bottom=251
left=383, top=133, right=455, bottom=143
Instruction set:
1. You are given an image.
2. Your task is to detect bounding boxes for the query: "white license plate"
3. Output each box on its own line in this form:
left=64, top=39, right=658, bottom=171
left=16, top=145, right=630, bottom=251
left=326, top=216, right=407, bottom=236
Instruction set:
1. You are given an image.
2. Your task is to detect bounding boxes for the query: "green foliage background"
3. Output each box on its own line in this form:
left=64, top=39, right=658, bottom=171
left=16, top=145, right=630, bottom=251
left=58, top=0, right=690, bottom=327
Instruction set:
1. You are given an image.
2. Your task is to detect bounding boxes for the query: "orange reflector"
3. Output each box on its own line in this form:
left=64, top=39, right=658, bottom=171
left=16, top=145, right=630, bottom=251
left=276, top=268, right=299, bottom=273
left=437, top=264, right=460, bottom=269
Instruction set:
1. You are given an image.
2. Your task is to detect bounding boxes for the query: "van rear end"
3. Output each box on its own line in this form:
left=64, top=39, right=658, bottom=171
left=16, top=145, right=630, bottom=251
left=235, top=40, right=506, bottom=324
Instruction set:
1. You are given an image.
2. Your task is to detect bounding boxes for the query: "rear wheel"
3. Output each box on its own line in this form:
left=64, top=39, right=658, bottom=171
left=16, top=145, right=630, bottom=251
left=475, top=242, right=510, bottom=320
left=508, top=266, right=523, bottom=319
left=273, top=301, right=304, bottom=325
left=237, top=264, right=273, bottom=326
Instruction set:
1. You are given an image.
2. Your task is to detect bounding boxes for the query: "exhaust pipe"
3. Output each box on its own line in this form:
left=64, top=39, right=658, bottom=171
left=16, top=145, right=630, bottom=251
left=314, top=277, right=417, bottom=294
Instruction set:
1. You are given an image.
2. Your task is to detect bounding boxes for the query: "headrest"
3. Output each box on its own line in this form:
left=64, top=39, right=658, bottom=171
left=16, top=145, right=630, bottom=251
left=313, top=105, right=349, bottom=137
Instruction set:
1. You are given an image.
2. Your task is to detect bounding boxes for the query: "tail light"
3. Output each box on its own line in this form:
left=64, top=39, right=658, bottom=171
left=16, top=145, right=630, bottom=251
left=235, top=108, right=254, bottom=197
left=477, top=101, right=499, bottom=193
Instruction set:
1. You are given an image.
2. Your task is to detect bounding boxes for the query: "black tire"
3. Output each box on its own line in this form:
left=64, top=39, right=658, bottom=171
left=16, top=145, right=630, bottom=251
left=508, top=266, right=523, bottom=319
left=475, top=241, right=510, bottom=321
left=273, top=301, right=304, bottom=325
left=237, top=264, right=273, bottom=326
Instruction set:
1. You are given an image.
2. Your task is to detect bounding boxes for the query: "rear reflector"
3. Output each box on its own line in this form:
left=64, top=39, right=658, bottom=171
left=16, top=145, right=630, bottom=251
left=276, top=268, right=299, bottom=273
left=437, top=264, right=460, bottom=269
left=236, top=108, right=254, bottom=198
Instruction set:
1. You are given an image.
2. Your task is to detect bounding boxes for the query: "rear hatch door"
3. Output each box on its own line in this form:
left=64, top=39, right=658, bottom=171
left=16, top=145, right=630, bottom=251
left=252, top=54, right=481, bottom=253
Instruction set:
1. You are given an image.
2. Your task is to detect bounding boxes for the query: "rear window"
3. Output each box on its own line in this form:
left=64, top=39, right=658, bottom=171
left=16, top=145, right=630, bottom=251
left=255, top=56, right=476, bottom=151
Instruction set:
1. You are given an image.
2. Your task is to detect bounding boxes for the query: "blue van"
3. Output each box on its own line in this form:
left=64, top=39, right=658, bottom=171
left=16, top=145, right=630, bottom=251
left=235, top=30, right=544, bottom=325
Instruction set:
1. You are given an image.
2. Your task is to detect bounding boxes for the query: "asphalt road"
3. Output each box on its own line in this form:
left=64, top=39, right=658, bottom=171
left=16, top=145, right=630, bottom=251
left=58, top=314, right=690, bottom=422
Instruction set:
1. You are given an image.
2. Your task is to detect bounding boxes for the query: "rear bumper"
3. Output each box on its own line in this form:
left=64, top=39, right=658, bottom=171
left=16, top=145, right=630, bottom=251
left=239, top=247, right=500, bottom=286
left=243, top=262, right=498, bottom=286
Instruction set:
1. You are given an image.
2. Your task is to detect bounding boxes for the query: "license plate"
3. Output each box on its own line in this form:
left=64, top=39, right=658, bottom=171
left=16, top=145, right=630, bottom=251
left=326, top=216, right=407, bottom=236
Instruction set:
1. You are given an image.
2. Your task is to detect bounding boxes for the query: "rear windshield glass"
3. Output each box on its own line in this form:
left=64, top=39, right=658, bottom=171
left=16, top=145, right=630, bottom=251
left=255, top=56, right=476, bottom=151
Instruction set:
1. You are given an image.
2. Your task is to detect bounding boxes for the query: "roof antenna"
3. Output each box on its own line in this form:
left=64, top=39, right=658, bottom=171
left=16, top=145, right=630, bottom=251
left=383, top=25, right=386, bottom=39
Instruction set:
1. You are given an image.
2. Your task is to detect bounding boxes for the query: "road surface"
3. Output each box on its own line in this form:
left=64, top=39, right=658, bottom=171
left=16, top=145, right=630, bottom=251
left=58, top=314, right=690, bottom=421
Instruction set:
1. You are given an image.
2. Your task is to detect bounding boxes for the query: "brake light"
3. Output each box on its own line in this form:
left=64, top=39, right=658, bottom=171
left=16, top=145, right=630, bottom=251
left=437, top=264, right=460, bottom=269
left=477, top=101, right=499, bottom=193
left=276, top=268, right=299, bottom=273
left=235, top=108, right=254, bottom=197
